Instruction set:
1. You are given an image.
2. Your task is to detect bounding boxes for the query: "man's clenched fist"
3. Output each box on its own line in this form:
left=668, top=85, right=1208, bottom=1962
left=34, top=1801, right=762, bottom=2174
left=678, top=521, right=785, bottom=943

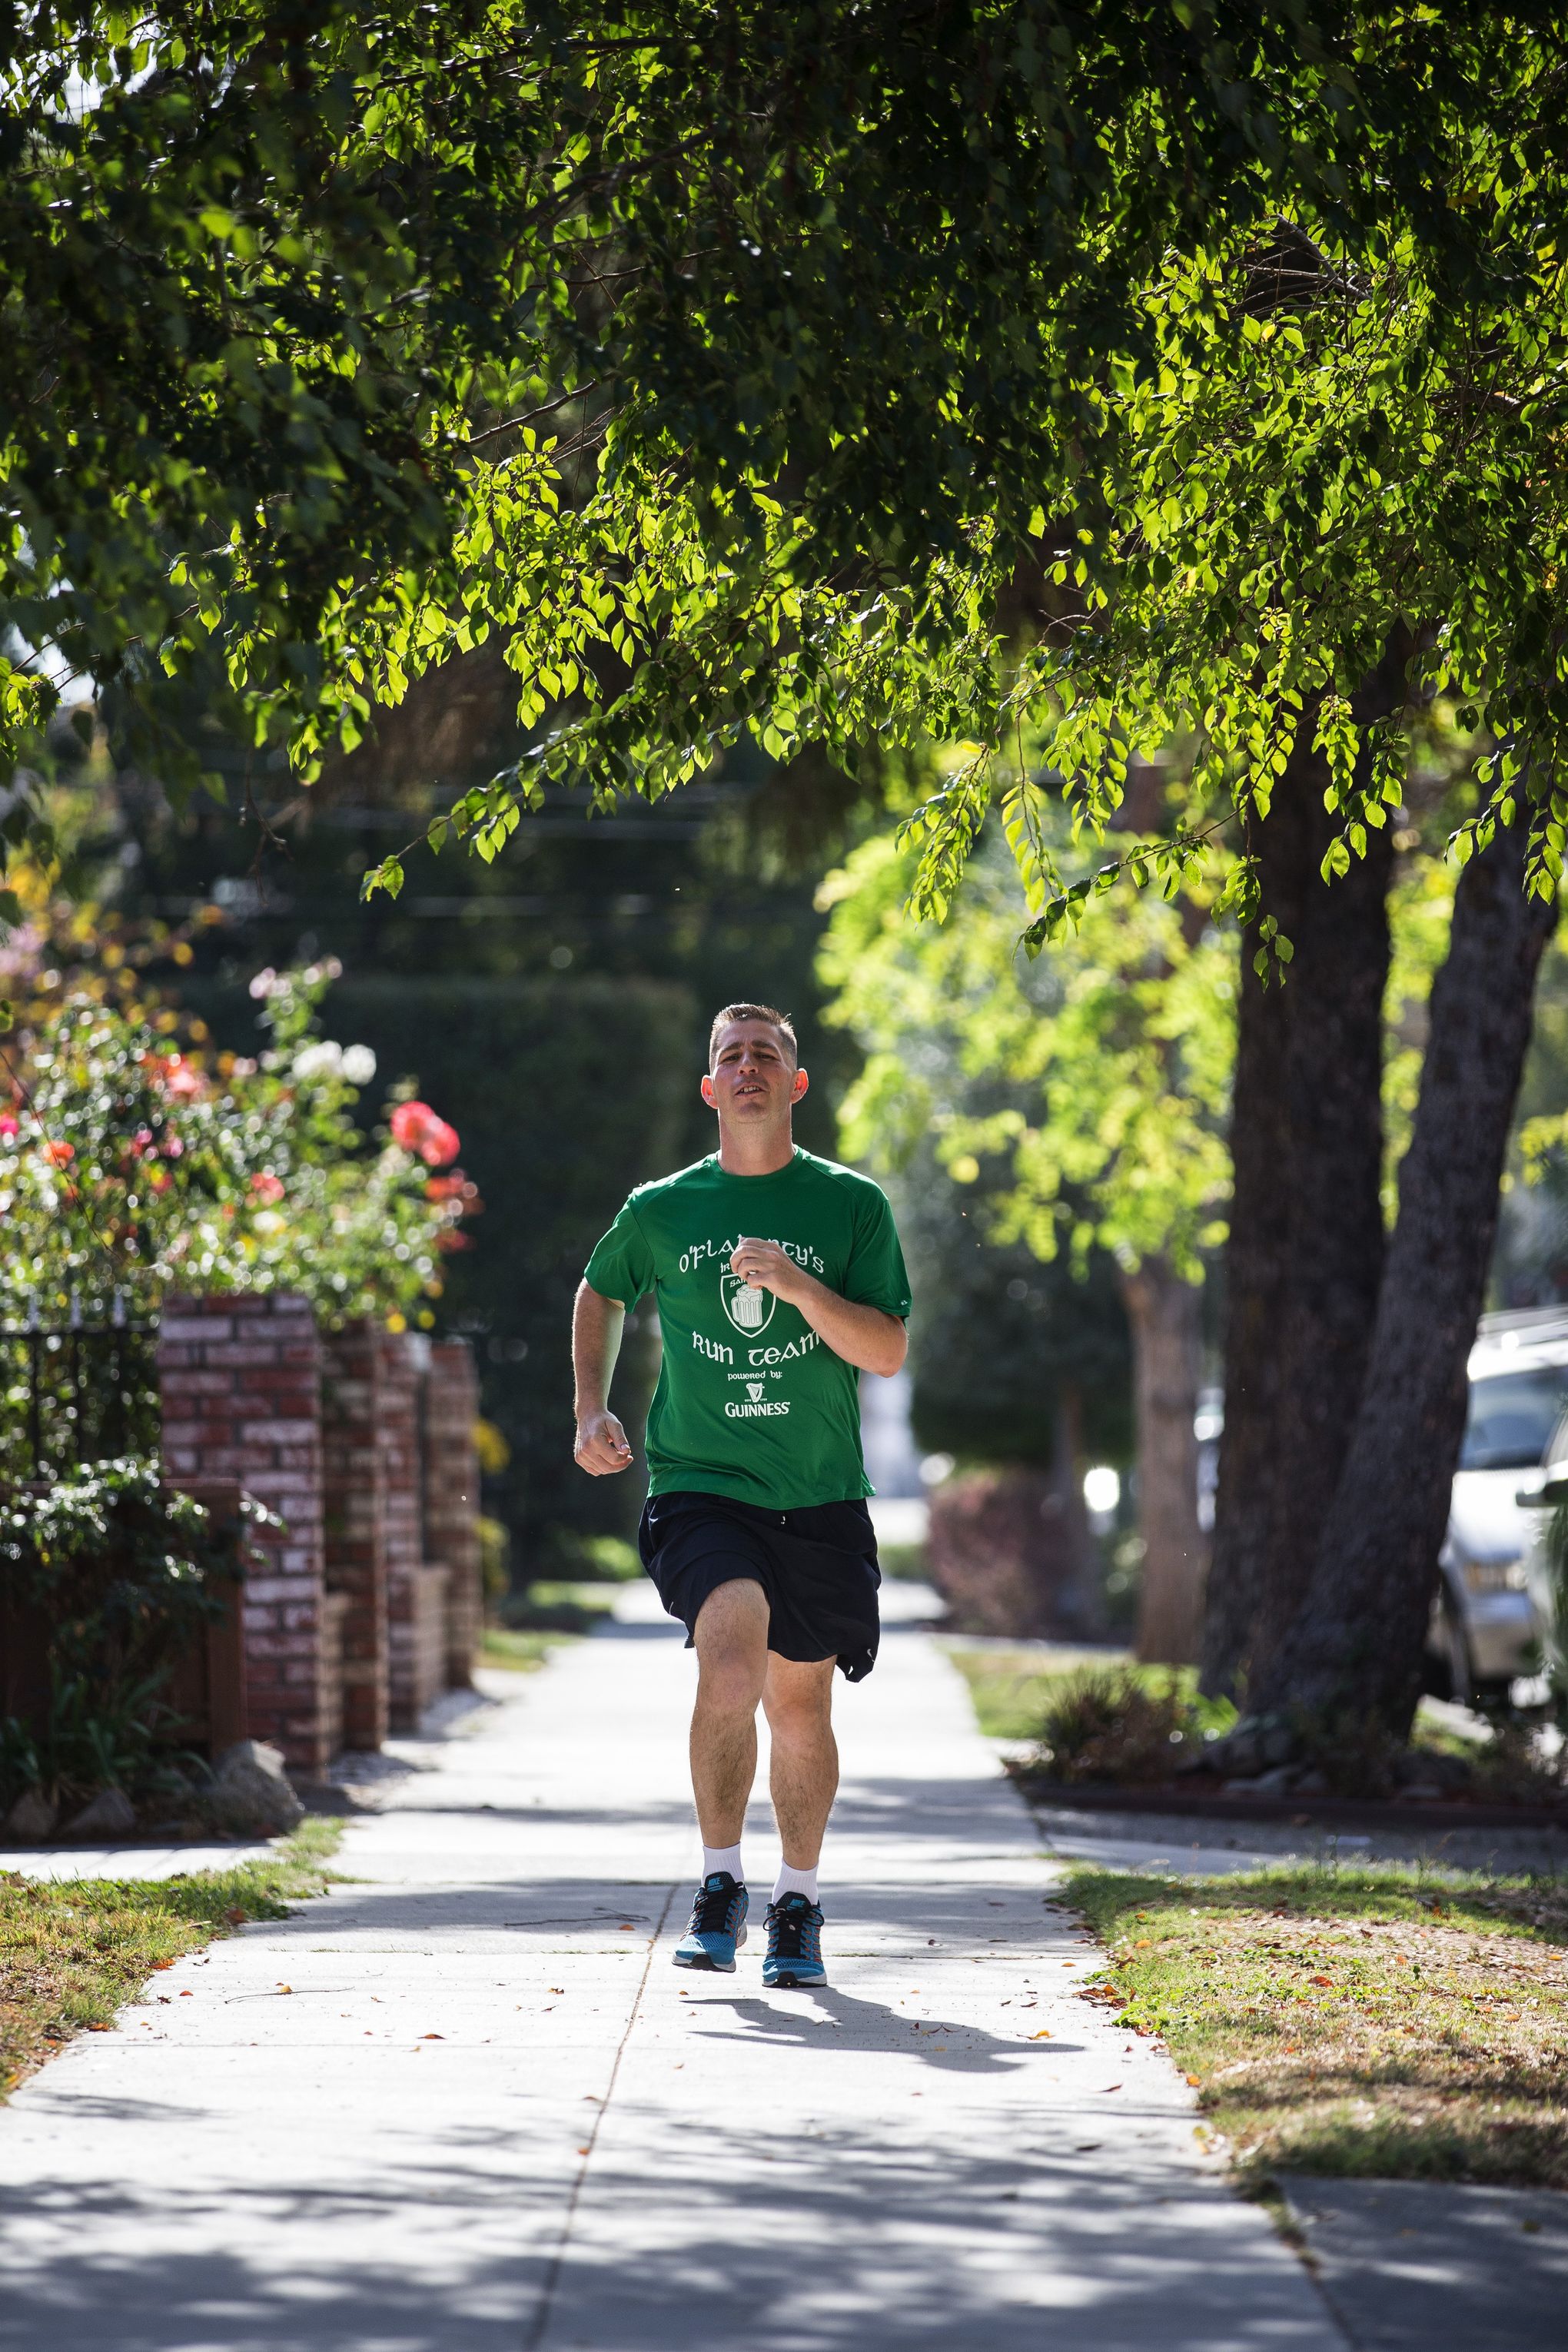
left=574, top=1410, right=633, bottom=1475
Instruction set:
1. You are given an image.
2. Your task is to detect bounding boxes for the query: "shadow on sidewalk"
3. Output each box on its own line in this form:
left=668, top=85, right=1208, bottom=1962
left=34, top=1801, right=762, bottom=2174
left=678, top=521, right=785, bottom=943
left=681, top=1985, right=1086, bottom=2072
left=0, top=2124, right=1332, bottom=2352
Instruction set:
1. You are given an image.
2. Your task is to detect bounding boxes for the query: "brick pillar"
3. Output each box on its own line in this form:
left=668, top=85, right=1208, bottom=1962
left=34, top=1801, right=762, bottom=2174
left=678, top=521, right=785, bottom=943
left=383, top=1333, right=447, bottom=1730
left=424, top=1339, right=483, bottom=1688
left=158, top=1294, right=331, bottom=1773
left=320, top=1320, right=390, bottom=1752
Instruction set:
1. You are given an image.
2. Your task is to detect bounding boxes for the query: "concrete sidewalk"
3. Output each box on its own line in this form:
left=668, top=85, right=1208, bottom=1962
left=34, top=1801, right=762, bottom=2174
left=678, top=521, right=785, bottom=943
left=0, top=1603, right=1344, bottom=2350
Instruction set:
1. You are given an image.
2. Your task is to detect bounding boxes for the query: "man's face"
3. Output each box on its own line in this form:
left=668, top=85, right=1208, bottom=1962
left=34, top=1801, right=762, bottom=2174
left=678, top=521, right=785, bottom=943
left=701, top=1022, right=808, bottom=1125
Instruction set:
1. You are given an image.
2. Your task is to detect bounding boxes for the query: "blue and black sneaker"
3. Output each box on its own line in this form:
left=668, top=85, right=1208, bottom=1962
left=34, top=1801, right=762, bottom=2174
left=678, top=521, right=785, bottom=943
left=762, top=1892, right=827, bottom=1988
left=673, top=1872, right=749, bottom=1972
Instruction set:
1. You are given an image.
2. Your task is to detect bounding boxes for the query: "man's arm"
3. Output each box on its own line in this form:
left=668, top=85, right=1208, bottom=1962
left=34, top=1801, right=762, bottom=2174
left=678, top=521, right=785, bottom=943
left=573, top=1280, right=636, bottom=1474
left=728, top=1239, right=908, bottom=1377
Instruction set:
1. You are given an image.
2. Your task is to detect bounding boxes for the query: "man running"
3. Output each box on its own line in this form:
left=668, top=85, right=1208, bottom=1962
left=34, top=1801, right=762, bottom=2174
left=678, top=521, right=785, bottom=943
left=572, top=1002, right=911, bottom=1988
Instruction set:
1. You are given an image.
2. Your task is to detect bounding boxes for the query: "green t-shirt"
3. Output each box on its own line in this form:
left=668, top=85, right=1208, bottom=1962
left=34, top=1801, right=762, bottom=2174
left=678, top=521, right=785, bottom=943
left=583, top=1147, right=912, bottom=1510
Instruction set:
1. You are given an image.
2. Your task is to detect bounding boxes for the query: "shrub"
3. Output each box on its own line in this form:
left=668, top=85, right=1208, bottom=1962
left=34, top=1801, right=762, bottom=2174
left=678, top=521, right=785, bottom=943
left=0, top=1458, right=272, bottom=1807
left=1031, top=1666, right=1197, bottom=1784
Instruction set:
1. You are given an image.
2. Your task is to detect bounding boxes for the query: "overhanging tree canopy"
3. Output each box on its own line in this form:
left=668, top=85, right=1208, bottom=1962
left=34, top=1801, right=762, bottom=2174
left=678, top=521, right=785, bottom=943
left=4, top=4, right=1565, bottom=913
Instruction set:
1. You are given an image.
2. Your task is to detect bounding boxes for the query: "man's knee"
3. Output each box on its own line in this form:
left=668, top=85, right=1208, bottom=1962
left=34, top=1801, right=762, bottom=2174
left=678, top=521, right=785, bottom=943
left=693, top=1579, right=769, bottom=1711
left=763, top=1660, right=835, bottom=1741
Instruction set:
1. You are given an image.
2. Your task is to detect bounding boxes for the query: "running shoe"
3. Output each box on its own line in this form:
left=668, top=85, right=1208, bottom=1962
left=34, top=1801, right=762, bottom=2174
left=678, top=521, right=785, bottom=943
left=673, top=1871, right=749, bottom=1972
left=762, top=1892, right=827, bottom=1988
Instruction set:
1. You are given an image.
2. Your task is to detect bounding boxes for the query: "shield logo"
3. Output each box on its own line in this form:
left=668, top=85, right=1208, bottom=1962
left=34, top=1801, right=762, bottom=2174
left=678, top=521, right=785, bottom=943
left=721, top=1270, right=776, bottom=1335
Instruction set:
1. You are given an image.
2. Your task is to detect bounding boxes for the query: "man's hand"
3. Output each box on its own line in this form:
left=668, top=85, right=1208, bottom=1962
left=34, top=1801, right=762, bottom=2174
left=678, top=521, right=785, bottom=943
left=574, top=1408, right=634, bottom=1476
left=729, top=1237, right=906, bottom=1377
left=729, top=1236, right=806, bottom=1304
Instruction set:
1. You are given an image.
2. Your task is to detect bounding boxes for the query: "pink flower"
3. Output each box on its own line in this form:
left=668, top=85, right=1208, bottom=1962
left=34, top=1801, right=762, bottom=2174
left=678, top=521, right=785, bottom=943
left=390, top=1100, right=432, bottom=1150
left=250, top=1171, right=285, bottom=1205
left=0, top=1113, right=18, bottom=1140
left=391, top=1101, right=460, bottom=1168
left=161, top=1056, right=205, bottom=1101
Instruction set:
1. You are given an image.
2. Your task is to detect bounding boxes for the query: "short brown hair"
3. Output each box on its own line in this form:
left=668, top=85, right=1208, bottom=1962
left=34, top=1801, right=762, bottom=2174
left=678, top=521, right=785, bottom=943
left=708, top=1002, right=798, bottom=1070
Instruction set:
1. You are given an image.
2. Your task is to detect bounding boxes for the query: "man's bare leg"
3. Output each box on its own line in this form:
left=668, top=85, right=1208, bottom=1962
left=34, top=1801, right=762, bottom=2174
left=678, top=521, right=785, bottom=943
left=689, top=1579, right=770, bottom=1845
left=762, top=1655, right=839, bottom=1871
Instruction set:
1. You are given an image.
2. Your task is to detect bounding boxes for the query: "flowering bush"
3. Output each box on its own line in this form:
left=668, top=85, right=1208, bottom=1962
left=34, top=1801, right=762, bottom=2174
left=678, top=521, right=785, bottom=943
left=0, top=963, right=479, bottom=1325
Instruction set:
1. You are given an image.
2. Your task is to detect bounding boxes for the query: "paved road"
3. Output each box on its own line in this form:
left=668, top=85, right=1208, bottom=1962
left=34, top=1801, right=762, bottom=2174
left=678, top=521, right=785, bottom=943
left=0, top=1600, right=1345, bottom=2350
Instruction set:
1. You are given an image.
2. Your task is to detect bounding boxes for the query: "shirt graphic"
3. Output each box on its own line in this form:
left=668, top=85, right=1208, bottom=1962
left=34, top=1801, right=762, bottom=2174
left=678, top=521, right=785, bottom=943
left=583, top=1148, right=911, bottom=1510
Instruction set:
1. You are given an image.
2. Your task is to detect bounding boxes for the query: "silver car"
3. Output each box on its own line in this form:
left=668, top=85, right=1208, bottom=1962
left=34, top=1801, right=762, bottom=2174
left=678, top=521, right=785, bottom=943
left=1428, top=1310, right=1568, bottom=1700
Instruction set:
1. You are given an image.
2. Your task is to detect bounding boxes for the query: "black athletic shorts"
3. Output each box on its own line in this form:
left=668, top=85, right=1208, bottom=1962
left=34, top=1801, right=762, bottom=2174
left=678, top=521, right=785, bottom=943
left=637, top=1491, right=882, bottom=1682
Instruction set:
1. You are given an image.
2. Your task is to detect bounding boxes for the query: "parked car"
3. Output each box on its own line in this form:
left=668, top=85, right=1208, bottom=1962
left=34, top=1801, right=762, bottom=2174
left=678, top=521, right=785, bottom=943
left=1427, top=1308, right=1568, bottom=1701
left=1190, top=1314, right=1563, bottom=1702
left=1514, top=1404, right=1568, bottom=1706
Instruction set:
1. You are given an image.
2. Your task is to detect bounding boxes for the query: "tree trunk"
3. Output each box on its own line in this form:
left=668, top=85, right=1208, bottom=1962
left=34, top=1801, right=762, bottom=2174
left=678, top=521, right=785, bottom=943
left=1201, top=712, right=1397, bottom=1696
left=1251, top=817, right=1557, bottom=1732
left=1124, top=1257, right=1207, bottom=1665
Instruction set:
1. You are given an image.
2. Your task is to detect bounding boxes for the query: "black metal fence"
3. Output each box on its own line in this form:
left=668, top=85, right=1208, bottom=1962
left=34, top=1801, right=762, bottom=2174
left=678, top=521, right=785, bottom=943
left=0, top=1304, right=160, bottom=1480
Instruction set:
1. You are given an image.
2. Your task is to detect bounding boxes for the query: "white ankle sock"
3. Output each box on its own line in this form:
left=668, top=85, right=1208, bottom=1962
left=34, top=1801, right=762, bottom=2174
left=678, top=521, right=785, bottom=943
left=702, top=1844, right=744, bottom=1883
left=772, top=1863, right=819, bottom=1905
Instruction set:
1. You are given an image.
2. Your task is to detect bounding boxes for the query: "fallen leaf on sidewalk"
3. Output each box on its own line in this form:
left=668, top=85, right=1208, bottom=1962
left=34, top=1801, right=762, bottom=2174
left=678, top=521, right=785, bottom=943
left=420, top=2033, right=443, bottom=2040
left=1030, top=2029, right=1051, bottom=2040
left=87, top=2023, right=111, bottom=2033
left=1101, top=2084, right=1122, bottom=2093
left=276, top=1985, right=292, bottom=1996
left=1307, top=1975, right=1333, bottom=1988
left=1185, top=2075, right=1201, bottom=2087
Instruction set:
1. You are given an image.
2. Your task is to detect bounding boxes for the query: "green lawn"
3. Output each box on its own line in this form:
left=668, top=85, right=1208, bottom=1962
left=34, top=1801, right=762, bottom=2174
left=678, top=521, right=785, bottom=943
left=1063, top=1862, right=1568, bottom=2188
left=943, top=1642, right=1137, bottom=1739
left=1, top=1817, right=342, bottom=2098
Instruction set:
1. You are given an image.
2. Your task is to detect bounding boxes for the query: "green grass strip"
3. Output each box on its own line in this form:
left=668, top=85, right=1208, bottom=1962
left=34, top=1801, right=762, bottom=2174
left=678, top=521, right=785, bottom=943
left=1059, top=1861, right=1568, bottom=2188
left=2, top=1816, right=342, bottom=2097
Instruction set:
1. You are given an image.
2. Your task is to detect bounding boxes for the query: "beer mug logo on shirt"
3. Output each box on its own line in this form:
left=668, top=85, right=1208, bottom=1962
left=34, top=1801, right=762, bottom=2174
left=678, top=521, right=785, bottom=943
left=720, top=1268, right=776, bottom=1336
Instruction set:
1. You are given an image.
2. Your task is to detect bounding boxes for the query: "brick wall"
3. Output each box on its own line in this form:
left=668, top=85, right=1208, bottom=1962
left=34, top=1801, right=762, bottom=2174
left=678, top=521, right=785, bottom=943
left=320, top=1321, right=390, bottom=1752
left=157, top=1294, right=331, bottom=1772
left=424, top=1339, right=483, bottom=1688
left=158, top=1300, right=487, bottom=1764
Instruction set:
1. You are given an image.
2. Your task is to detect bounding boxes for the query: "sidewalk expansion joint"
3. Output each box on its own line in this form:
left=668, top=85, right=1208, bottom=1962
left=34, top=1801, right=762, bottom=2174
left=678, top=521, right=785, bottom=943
left=523, top=1877, right=679, bottom=2352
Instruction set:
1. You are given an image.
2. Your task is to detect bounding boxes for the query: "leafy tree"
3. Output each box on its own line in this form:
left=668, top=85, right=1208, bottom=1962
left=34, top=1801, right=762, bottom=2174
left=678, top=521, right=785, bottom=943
left=822, top=739, right=1501, bottom=1679
left=822, top=804, right=1231, bottom=1661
